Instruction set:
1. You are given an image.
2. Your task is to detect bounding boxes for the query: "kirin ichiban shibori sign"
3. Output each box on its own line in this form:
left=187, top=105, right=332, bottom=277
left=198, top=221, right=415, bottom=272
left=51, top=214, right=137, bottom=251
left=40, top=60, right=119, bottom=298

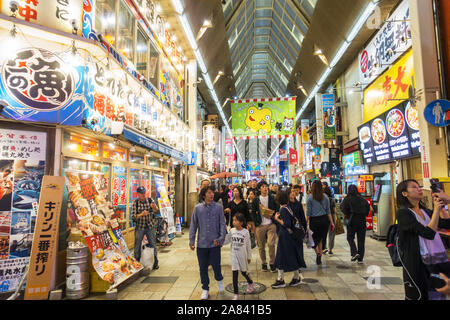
left=231, top=97, right=296, bottom=139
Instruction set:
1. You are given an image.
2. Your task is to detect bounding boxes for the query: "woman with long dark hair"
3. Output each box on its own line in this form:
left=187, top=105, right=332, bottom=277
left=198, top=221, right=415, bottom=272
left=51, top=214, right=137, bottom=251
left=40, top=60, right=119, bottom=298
left=224, top=186, right=251, bottom=228
left=306, top=180, right=334, bottom=265
left=396, top=179, right=450, bottom=300
left=271, top=189, right=307, bottom=288
left=340, top=185, right=370, bottom=263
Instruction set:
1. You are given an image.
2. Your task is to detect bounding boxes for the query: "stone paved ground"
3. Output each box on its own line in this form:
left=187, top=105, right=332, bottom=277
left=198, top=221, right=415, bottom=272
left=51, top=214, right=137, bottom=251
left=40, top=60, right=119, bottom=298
left=84, top=228, right=405, bottom=300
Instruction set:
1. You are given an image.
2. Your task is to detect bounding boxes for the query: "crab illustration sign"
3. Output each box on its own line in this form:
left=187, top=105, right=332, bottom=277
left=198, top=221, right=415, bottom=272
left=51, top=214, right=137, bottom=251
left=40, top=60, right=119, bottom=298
left=231, top=97, right=296, bottom=138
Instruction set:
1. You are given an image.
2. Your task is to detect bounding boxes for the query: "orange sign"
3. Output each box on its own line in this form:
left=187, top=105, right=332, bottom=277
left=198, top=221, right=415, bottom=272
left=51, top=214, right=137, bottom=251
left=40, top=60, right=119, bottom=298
left=363, top=50, right=415, bottom=122
left=360, top=175, right=374, bottom=181
left=25, top=176, right=65, bottom=300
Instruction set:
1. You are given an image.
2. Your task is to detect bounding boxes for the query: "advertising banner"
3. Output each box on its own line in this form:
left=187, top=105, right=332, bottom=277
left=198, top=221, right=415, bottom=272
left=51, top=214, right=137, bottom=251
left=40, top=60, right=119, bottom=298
left=300, top=119, right=310, bottom=144
left=65, top=170, right=143, bottom=290
left=0, top=0, right=83, bottom=36
left=0, top=129, right=46, bottom=293
left=0, top=45, right=85, bottom=126
left=225, top=138, right=235, bottom=169
left=359, top=0, right=411, bottom=87
left=25, top=176, right=64, bottom=300
left=358, top=101, right=420, bottom=165
left=315, top=94, right=324, bottom=144
left=363, top=49, right=414, bottom=122
left=303, top=144, right=313, bottom=171
left=153, top=174, right=175, bottom=235
left=289, top=148, right=298, bottom=165
left=322, top=94, right=336, bottom=140
left=231, top=97, right=296, bottom=138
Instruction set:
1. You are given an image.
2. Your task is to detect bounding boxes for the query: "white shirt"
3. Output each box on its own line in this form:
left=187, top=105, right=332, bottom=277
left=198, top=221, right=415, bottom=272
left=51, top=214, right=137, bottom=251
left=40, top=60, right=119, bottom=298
left=230, top=228, right=252, bottom=271
left=259, top=195, right=272, bottom=225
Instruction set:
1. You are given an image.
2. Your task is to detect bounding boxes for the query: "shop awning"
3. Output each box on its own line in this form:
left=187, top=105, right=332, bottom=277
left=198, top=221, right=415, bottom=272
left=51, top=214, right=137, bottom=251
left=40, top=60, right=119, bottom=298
left=123, top=126, right=186, bottom=162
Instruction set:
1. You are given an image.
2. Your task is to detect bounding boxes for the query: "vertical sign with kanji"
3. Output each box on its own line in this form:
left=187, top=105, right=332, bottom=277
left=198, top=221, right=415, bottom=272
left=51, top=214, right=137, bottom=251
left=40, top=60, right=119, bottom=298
left=25, top=176, right=64, bottom=300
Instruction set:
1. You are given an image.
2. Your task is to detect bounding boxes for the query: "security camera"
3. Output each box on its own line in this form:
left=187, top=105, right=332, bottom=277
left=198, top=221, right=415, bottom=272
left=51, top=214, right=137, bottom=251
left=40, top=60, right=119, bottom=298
left=9, top=1, right=19, bottom=15
left=70, top=19, right=79, bottom=34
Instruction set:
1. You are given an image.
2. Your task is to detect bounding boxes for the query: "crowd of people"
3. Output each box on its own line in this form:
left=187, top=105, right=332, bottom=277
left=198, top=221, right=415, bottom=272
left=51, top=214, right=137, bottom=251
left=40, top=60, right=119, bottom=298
left=131, top=176, right=450, bottom=300
left=187, top=178, right=450, bottom=301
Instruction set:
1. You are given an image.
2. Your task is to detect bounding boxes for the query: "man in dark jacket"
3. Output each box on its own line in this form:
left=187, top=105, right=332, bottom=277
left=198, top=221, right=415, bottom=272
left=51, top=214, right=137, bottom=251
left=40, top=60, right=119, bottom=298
left=251, top=180, right=280, bottom=272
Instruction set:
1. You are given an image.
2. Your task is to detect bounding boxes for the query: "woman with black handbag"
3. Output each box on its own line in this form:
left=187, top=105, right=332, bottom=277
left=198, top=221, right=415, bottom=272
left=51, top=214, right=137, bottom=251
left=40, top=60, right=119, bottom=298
left=271, top=189, right=307, bottom=289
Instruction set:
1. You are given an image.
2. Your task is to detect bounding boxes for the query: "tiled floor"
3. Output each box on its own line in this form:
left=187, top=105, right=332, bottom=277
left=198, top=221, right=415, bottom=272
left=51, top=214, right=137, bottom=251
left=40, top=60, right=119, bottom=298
left=84, top=228, right=405, bottom=300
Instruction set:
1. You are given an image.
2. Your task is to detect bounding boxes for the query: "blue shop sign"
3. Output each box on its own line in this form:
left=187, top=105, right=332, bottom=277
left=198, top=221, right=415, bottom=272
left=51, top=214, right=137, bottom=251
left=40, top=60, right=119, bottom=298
left=123, top=127, right=185, bottom=162
left=185, top=152, right=197, bottom=166
left=424, top=99, right=450, bottom=127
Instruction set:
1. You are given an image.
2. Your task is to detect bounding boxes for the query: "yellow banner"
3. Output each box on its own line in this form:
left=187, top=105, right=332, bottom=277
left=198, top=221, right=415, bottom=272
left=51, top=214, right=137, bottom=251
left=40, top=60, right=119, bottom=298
left=363, top=50, right=415, bottom=122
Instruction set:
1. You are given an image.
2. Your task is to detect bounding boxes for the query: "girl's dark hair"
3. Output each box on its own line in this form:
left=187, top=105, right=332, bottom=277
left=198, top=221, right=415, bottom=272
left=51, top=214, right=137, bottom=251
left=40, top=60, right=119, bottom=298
left=233, top=212, right=246, bottom=225
left=286, top=188, right=296, bottom=202
left=200, top=186, right=215, bottom=201
left=233, top=186, right=243, bottom=199
left=347, top=185, right=360, bottom=197
left=248, top=189, right=255, bottom=197
left=311, top=180, right=324, bottom=202
left=276, top=189, right=290, bottom=205
left=396, top=179, right=425, bottom=209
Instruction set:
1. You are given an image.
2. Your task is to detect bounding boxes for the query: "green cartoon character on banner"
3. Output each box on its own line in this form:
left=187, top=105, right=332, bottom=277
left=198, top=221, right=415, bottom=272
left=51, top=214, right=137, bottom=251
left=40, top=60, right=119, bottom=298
left=245, top=103, right=274, bottom=134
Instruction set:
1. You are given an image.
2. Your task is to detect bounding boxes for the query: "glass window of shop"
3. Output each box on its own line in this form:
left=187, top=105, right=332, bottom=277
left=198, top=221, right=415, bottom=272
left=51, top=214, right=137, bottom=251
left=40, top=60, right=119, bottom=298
left=95, top=0, right=117, bottom=45
left=147, top=157, right=161, bottom=168
left=118, top=0, right=135, bottom=61
left=149, top=39, right=160, bottom=89
left=103, top=143, right=127, bottom=161
left=136, top=28, right=149, bottom=79
left=63, top=133, right=99, bottom=157
left=130, top=154, right=145, bottom=165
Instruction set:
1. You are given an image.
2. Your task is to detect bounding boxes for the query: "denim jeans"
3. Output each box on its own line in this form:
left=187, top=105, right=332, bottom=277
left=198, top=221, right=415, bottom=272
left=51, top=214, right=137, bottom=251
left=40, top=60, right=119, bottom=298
left=197, top=246, right=223, bottom=290
left=134, top=227, right=158, bottom=266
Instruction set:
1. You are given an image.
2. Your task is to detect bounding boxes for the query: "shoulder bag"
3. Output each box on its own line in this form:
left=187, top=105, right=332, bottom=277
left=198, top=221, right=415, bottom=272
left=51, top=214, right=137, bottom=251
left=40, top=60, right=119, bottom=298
left=283, top=206, right=306, bottom=242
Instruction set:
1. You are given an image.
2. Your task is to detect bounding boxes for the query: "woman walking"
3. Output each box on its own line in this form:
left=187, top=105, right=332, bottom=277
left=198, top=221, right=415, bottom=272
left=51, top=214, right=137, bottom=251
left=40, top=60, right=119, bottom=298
left=306, top=180, right=334, bottom=265
left=272, top=189, right=307, bottom=288
left=396, top=179, right=450, bottom=300
left=323, top=186, right=337, bottom=255
left=224, top=186, right=252, bottom=228
left=340, top=185, right=370, bottom=263
left=229, top=213, right=255, bottom=300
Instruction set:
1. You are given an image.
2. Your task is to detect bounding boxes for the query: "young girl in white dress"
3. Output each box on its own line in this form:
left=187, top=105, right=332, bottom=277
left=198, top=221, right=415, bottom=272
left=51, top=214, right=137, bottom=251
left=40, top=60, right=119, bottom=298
left=229, top=213, right=254, bottom=300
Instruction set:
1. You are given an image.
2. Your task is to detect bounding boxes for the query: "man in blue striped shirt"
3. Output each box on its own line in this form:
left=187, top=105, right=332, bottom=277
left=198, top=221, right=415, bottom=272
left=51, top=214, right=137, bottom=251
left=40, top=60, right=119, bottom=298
left=190, top=186, right=226, bottom=300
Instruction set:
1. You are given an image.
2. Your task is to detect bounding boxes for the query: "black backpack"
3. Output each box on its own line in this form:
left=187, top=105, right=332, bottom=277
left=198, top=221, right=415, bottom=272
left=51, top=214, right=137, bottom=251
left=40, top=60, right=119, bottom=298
left=386, top=224, right=402, bottom=267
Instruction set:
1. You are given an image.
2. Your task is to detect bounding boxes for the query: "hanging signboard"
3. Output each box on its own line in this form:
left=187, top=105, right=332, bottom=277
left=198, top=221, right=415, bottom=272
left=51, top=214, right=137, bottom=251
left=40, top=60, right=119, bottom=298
left=0, top=44, right=85, bottom=126
left=225, top=139, right=235, bottom=169
left=153, top=174, right=175, bottom=235
left=315, top=94, right=324, bottom=144
left=322, top=93, right=336, bottom=140
left=363, top=49, right=415, bottom=122
left=359, top=0, right=412, bottom=87
left=231, top=97, right=296, bottom=138
left=424, top=99, right=450, bottom=127
left=0, top=0, right=83, bottom=36
left=25, top=175, right=64, bottom=300
left=289, top=148, right=298, bottom=165
left=64, top=170, right=143, bottom=290
left=0, top=129, right=46, bottom=293
left=358, top=100, right=420, bottom=165
left=300, top=119, right=310, bottom=144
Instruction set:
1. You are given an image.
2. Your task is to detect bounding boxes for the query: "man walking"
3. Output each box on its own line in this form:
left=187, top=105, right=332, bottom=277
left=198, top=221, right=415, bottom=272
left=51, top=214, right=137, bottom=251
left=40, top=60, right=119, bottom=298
left=190, top=186, right=227, bottom=300
left=251, top=181, right=280, bottom=272
left=132, top=186, right=159, bottom=270
left=198, top=179, right=211, bottom=203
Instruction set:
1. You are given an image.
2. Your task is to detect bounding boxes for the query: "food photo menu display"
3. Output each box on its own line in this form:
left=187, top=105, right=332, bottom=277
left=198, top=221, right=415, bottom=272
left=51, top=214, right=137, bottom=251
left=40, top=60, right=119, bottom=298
left=358, top=101, right=420, bottom=165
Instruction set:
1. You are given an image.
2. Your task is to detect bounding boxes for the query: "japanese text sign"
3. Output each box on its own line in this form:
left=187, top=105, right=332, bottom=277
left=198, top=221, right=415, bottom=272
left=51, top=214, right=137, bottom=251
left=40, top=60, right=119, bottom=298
left=25, top=176, right=64, bottom=300
left=363, top=49, right=414, bottom=122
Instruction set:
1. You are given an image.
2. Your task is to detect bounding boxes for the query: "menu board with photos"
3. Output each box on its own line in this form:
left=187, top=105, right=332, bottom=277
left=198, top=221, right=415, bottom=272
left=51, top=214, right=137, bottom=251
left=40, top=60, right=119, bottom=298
left=358, top=101, right=420, bottom=165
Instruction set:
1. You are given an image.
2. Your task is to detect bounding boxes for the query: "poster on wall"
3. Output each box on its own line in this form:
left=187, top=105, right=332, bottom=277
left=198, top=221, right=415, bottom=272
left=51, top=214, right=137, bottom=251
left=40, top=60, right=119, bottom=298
left=231, top=97, right=296, bottom=138
left=65, top=170, right=143, bottom=289
left=153, top=174, right=175, bottom=235
left=0, top=129, right=46, bottom=293
left=300, top=119, right=310, bottom=144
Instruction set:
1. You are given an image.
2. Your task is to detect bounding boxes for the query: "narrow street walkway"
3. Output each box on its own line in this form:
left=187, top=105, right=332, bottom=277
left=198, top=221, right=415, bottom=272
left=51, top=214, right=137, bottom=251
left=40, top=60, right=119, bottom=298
left=85, top=229, right=405, bottom=300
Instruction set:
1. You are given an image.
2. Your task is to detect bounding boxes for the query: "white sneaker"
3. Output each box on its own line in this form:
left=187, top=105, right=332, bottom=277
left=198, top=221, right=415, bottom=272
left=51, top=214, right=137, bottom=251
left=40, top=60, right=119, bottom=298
left=217, top=280, right=225, bottom=293
left=232, top=294, right=239, bottom=300
left=201, top=290, right=209, bottom=300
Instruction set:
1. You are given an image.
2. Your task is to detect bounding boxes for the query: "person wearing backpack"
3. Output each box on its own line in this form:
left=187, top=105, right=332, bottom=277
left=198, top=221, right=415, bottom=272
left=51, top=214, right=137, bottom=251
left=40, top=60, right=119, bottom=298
left=340, top=185, right=370, bottom=264
left=132, top=186, right=160, bottom=270
left=395, top=179, right=450, bottom=300
left=271, top=189, right=307, bottom=288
